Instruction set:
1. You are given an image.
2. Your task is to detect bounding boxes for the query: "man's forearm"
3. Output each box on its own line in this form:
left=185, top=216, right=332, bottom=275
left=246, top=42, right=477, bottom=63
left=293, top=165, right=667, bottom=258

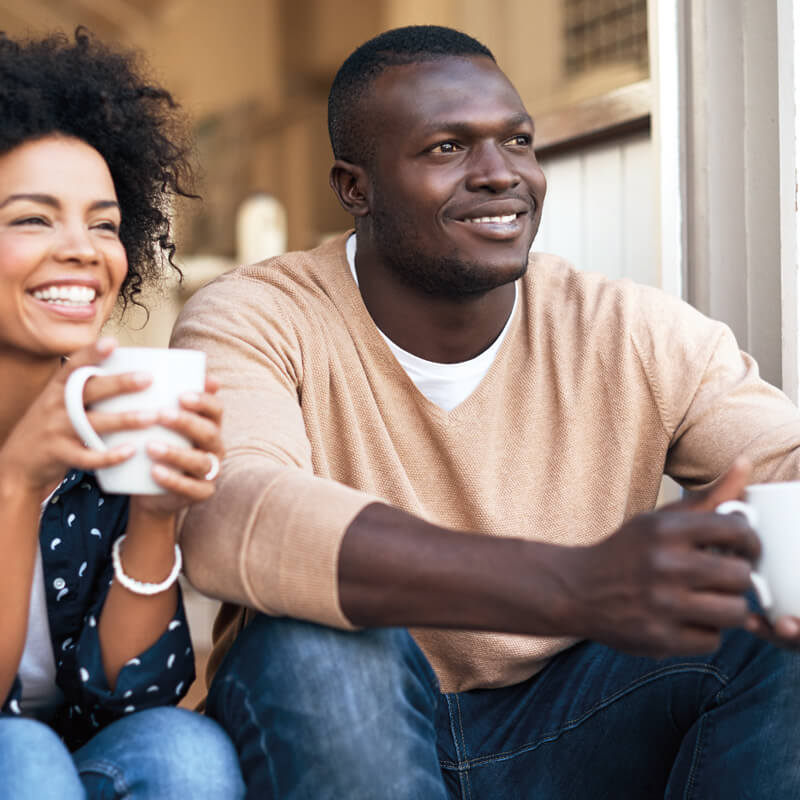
left=338, top=502, right=576, bottom=635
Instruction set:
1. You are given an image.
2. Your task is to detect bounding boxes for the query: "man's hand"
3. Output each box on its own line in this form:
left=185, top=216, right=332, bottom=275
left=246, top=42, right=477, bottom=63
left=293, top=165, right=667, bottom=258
left=561, top=459, right=761, bottom=658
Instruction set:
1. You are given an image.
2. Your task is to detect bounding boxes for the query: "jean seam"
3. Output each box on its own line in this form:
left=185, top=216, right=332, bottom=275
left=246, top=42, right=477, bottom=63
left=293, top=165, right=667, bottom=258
left=682, top=713, right=705, bottom=800
left=218, top=674, right=281, bottom=795
left=77, top=757, right=130, bottom=797
left=454, top=694, right=473, bottom=800
left=442, top=694, right=471, bottom=800
left=457, top=662, right=730, bottom=770
left=682, top=684, right=724, bottom=800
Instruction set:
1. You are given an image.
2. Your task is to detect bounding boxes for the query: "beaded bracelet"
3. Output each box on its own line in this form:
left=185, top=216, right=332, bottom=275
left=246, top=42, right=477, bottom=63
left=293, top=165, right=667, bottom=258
left=111, top=534, right=182, bottom=596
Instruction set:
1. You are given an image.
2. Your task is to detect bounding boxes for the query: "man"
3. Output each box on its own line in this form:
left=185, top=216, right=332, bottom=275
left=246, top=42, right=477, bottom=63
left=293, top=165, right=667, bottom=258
left=173, top=25, right=800, bottom=798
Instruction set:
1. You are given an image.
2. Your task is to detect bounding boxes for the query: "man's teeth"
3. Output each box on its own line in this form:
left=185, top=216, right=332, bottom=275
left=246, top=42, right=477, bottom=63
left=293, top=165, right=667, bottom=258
left=32, top=286, right=97, bottom=306
left=466, top=214, right=518, bottom=224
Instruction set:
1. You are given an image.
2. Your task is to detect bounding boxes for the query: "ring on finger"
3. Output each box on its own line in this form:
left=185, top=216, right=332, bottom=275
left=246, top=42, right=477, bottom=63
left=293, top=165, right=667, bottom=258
left=204, top=452, right=220, bottom=481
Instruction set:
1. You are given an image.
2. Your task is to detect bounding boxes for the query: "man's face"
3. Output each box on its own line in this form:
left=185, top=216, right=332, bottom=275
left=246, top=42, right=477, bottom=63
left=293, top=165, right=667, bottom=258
left=361, top=56, right=546, bottom=297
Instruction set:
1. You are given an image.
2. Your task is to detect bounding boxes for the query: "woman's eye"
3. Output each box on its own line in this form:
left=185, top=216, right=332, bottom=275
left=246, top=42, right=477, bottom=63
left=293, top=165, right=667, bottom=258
left=12, top=216, right=48, bottom=226
left=93, top=221, right=120, bottom=234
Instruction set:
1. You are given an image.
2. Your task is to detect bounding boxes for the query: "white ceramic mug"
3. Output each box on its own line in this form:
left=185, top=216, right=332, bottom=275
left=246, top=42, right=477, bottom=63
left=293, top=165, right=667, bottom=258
left=64, top=347, right=206, bottom=495
left=716, top=481, right=800, bottom=621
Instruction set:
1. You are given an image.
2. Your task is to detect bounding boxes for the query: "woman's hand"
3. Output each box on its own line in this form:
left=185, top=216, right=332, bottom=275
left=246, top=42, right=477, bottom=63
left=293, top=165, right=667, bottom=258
left=129, top=376, right=223, bottom=519
left=0, top=338, right=153, bottom=498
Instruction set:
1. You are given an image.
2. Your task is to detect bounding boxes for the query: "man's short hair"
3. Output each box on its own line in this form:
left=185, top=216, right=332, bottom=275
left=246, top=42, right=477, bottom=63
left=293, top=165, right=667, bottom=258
left=328, top=25, right=495, bottom=166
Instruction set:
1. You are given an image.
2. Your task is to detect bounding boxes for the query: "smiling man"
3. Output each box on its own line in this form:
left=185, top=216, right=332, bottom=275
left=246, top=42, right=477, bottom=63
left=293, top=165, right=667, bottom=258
left=173, top=26, right=800, bottom=799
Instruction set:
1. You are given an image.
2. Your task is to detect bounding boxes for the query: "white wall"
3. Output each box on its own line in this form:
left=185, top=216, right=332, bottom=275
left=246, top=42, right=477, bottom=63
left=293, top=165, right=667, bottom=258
left=536, top=133, right=657, bottom=287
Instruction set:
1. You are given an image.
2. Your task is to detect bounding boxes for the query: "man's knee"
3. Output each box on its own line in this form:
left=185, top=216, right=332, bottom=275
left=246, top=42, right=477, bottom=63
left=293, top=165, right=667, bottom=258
left=207, top=616, right=439, bottom=739
left=206, top=617, right=445, bottom=797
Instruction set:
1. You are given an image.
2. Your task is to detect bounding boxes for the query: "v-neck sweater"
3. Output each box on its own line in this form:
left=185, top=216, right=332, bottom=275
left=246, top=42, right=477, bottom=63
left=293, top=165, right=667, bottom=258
left=173, top=232, right=800, bottom=693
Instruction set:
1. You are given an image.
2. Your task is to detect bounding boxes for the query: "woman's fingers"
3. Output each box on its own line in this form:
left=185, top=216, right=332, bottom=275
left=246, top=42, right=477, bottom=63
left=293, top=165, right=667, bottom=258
left=82, top=371, right=153, bottom=406
left=87, top=409, right=158, bottom=434
left=149, top=458, right=217, bottom=501
left=156, top=406, right=222, bottom=453
left=61, top=441, right=136, bottom=472
left=179, top=390, right=223, bottom=424
left=147, top=442, right=218, bottom=479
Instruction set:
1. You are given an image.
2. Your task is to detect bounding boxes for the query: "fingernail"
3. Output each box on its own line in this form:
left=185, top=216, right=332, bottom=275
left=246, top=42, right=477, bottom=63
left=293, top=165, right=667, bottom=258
left=97, top=337, right=116, bottom=354
left=137, top=411, right=157, bottom=425
left=152, top=465, right=170, bottom=479
left=132, top=371, right=152, bottom=387
left=180, top=392, right=200, bottom=405
left=148, top=441, right=168, bottom=456
left=160, top=409, right=178, bottom=422
left=117, top=444, right=136, bottom=457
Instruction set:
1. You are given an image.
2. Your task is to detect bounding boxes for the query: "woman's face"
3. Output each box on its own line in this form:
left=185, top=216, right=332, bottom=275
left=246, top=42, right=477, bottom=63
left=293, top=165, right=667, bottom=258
left=0, top=135, right=128, bottom=359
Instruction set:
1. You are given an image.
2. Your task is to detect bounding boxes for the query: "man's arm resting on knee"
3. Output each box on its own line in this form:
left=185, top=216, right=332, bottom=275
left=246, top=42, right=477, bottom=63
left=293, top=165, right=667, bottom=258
left=339, top=463, right=761, bottom=658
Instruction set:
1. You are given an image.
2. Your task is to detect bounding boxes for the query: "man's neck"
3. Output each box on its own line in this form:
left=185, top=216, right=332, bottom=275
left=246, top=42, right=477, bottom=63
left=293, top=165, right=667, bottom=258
left=353, top=239, right=518, bottom=364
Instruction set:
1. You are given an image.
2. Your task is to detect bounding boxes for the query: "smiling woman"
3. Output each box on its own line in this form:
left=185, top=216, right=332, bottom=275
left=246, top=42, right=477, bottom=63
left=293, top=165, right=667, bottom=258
left=0, top=137, right=128, bottom=357
left=0, top=28, right=243, bottom=800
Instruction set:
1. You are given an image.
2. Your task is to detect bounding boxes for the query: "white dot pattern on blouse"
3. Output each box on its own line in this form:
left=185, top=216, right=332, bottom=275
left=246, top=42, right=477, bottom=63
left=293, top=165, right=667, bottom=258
left=5, top=470, right=195, bottom=752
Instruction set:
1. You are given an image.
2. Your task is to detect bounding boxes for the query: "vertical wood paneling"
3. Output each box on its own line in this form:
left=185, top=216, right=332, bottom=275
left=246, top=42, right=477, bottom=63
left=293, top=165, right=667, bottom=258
left=584, top=145, right=624, bottom=278
left=536, top=131, right=655, bottom=286
left=621, top=135, right=656, bottom=285
left=535, top=157, right=585, bottom=268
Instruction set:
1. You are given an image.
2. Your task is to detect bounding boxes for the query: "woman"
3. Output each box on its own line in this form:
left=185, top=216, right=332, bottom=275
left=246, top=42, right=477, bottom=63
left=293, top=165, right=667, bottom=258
left=0, top=29, right=244, bottom=799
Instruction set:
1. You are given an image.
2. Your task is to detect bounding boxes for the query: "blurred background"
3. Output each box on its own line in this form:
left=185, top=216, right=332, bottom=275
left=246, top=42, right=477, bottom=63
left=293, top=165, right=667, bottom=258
left=0, top=0, right=653, bottom=344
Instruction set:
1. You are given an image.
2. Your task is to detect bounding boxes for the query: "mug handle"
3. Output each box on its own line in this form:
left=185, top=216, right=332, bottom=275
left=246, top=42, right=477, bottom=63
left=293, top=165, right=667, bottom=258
left=715, top=499, right=773, bottom=611
left=64, top=366, right=108, bottom=452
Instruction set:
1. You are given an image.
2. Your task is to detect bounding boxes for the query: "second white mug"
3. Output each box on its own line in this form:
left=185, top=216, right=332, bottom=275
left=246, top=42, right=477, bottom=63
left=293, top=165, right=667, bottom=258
left=716, top=480, right=800, bottom=622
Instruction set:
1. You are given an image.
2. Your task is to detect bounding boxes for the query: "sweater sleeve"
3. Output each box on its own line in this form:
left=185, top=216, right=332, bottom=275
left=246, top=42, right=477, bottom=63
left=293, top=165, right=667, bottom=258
left=631, top=288, right=800, bottom=488
left=171, top=271, right=376, bottom=629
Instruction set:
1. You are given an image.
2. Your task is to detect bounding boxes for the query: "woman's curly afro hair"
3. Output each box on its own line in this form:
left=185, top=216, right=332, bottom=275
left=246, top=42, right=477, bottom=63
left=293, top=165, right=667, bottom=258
left=0, top=27, right=195, bottom=309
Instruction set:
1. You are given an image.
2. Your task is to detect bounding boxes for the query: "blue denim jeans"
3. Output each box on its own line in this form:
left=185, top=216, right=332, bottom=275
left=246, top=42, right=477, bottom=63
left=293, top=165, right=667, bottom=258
left=206, top=614, right=800, bottom=799
left=0, top=707, right=244, bottom=799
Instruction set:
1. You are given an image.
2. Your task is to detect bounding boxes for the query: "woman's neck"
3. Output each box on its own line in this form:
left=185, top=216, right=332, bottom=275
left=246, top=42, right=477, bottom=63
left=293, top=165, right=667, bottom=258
left=0, top=352, right=61, bottom=448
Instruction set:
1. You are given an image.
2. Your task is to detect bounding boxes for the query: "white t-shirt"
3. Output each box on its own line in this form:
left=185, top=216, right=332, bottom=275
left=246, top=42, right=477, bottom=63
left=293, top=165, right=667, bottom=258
left=346, top=234, right=517, bottom=411
left=18, top=500, right=63, bottom=718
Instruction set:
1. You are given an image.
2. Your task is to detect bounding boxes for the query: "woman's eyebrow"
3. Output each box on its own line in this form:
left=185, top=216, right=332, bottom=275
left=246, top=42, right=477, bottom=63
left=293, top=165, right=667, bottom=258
left=0, top=192, right=59, bottom=209
left=0, top=194, right=120, bottom=212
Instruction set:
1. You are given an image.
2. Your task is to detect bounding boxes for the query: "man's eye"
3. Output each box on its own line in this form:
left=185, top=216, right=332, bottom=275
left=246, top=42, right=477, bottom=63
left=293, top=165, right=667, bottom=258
left=431, top=142, right=461, bottom=154
left=505, top=134, right=532, bottom=147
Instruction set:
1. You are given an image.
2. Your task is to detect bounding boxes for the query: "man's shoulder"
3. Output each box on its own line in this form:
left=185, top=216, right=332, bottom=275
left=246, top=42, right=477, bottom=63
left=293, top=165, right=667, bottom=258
left=184, top=233, right=351, bottom=316
left=525, top=252, right=712, bottom=332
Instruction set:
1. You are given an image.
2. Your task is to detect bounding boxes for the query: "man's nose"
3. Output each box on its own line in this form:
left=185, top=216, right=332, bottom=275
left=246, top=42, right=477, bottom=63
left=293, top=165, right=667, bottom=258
left=465, top=142, right=521, bottom=192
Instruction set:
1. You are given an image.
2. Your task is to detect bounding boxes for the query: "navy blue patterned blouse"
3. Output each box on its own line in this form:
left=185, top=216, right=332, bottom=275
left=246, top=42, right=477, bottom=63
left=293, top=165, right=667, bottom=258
left=1, top=470, right=195, bottom=751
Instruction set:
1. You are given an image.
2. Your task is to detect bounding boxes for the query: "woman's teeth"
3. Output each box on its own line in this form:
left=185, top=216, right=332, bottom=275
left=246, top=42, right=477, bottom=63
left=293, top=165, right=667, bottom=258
left=32, top=286, right=97, bottom=306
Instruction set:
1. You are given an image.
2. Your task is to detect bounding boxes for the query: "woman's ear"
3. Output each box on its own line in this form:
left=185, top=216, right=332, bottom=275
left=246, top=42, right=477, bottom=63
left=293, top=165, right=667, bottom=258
left=329, top=160, right=370, bottom=218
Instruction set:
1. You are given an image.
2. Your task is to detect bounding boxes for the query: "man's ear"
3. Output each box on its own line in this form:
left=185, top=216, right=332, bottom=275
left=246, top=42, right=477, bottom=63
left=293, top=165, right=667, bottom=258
left=330, top=160, right=369, bottom=217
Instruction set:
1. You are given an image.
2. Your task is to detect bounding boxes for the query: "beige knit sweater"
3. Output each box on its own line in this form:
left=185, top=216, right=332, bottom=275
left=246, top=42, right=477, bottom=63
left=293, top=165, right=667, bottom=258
left=172, top=232, right=800, bottom=693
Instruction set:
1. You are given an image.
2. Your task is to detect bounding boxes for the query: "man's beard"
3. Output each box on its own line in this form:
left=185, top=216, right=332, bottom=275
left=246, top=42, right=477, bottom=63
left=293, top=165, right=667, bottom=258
left=369, top=204, right=529, bottom=298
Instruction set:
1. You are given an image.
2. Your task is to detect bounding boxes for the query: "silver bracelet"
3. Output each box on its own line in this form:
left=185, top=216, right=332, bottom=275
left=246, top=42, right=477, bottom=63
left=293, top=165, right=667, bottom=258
left=111, top=534, right=182, bottom=596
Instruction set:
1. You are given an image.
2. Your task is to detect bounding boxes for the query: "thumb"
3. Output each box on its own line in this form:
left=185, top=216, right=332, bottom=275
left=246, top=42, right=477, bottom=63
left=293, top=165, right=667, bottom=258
left=57, top=337, right=117, bottom=382
left=684, top=457, right=752, bottom=512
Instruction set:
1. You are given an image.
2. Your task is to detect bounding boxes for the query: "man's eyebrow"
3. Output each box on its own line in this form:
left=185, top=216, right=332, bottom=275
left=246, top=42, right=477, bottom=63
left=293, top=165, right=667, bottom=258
left=0, top=193, right=120, bottom=212
left=419, top=112, right=534, bottom=138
